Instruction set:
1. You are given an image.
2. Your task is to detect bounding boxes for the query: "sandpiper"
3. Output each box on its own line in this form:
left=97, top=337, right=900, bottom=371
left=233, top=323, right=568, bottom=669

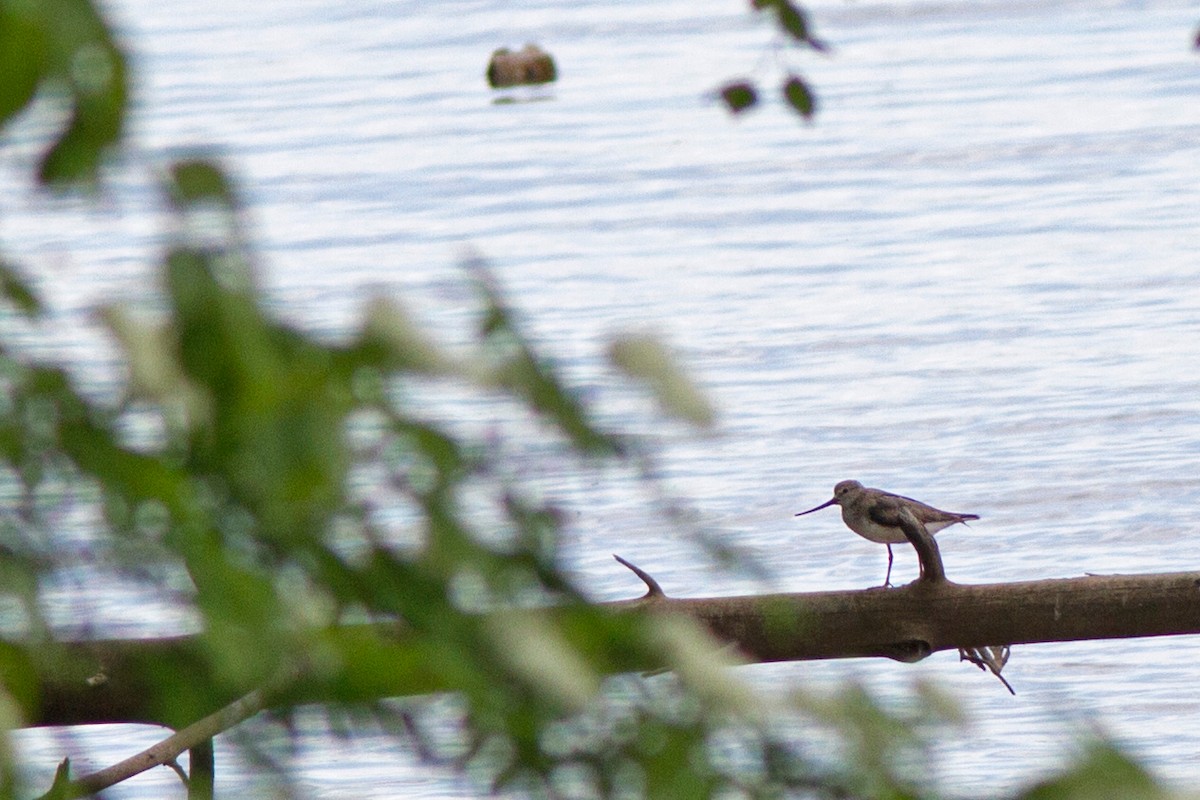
left=795, top=479, right=978, bottom=586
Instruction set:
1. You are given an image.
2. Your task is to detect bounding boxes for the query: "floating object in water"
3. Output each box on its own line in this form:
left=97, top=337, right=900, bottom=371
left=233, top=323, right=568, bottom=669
left=487, top=44, right=557, bottom=88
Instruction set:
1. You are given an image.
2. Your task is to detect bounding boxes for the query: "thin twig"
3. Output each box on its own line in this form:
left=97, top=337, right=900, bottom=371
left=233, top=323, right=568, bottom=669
left=164, top=758, right=189, bottom=786
left=37, top=665, right=300, bottom=800
left=613, top=554, right=666, bottom=598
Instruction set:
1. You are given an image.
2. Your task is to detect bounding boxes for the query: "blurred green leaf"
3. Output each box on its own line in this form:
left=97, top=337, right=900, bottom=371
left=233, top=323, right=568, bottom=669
left=643, top=615, right=757, bottom=718
left=99, top=306, right=201, bottom=413
left=773, top=1, right=828, bottom=51
left=362, top=296, right=453, bottom=375
left=0, top=262, right=43, bottom=317
left=609, top=333, right=715, bottom=428
left=470, top=264, right=621, bottom=456
left=782, top=74, right=817, bottom=120
left=0, top=0, right=130, bottom=186
left=41, top=757, right=73, bottom=800
left=790, top=681, right=944, bottom=798
left=484, top=610, right=600, bottom=712
left=495, top=349, right=620, bottom=455
left=0, top=5, right=47, bottom=124
left=169, top=159, right=239, bottom=208
left=1019, top=740, right=1166, bottom=800
left=719, top=81, right=758, bottom=115
left=34, top=1, right=129, bottom=187
left=776, top=1, right=811, bottom=42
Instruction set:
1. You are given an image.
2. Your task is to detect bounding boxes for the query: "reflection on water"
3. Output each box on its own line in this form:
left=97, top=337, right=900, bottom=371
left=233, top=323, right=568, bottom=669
left=4, top=0, right=1200, bottom=796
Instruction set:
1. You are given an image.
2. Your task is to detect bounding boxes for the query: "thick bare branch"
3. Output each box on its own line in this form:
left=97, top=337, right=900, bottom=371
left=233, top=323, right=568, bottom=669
left=651, top=571, right=1200, bottom=664
left=14, top=570, right=1200, bottom=729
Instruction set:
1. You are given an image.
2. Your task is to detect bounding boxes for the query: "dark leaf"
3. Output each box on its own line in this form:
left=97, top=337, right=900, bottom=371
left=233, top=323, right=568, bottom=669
left=720, top=81, right=759, bottom=114
left=0, top=7, right=46, bottom=125
left=36, top=8, right=129, bottom=188
left=169, top=159, right=239, bottom=208
left=38, top=98, right=123, bottom=186
left=782, top=75, right=817, bottom=120
left=0, top=262, right=43, bottom=317
left=775, top=1, right=829, bottom=52
left=776, top=1, right=810, bottom=42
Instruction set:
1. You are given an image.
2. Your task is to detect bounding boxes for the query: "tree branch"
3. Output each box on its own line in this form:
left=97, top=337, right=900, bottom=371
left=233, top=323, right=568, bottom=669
left=36, top=665, right=299, bottom=799
left=14, top=571, right=1200, bottom=729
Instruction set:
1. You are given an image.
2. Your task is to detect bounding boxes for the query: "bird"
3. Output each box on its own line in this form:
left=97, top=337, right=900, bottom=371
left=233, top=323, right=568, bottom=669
left=795, top=479, right=978, bottom=586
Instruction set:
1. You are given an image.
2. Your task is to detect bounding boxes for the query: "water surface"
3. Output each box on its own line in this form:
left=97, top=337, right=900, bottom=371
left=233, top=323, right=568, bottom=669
left=5, top=0, right=1200, bottom=796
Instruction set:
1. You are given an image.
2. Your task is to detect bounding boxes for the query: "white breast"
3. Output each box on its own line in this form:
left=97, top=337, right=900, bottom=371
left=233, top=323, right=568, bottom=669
left=840, top=509, right=910, bottom=544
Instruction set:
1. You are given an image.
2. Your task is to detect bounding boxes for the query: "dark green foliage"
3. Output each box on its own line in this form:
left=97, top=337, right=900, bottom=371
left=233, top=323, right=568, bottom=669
left=0, top=263, right=43, bottom=317
left=169, top=160, right=240, bottom=207
left=722, top=0, right=825, bottom=120
left=0, top=0, right=129, bottom=188
left=783, top=74, right=817, bottom=119
left=1018, top=741, right=1163, bottom=800
left=39, top=759, right=71, bottom=800
left=776, top=1, right=814, bottom=45
left=471, top=262, right=622, bottom=456
left=720, top=81, right=760, bottom=115
left=749, top=0, right=829, bottom=51
left=0, top=7, right=47, bottom=123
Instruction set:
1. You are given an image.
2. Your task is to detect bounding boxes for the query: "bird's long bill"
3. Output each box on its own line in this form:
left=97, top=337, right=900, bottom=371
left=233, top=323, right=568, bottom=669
left=794, top=497, right=837, bottom=517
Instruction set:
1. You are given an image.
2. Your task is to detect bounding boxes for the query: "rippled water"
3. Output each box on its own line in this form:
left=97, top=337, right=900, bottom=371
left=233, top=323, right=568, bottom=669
left=5, top=0, right=1200, bottom=796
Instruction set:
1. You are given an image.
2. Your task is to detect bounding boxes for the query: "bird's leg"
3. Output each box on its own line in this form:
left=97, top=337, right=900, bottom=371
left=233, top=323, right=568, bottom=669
left=884, top=544, right=894, bottom=587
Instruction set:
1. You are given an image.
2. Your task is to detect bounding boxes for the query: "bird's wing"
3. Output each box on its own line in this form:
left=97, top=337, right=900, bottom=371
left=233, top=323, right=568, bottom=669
left=866, top=495, right=905, bottom=527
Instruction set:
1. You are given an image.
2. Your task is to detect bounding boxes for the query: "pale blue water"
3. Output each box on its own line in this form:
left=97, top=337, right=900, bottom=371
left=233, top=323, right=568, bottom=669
left=4, top=0, right=1200, bottom=796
